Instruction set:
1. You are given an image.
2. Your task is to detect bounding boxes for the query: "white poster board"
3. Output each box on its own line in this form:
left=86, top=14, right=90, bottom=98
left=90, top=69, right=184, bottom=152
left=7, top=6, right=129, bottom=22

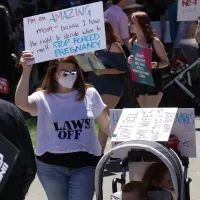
left=23, top=2, right=106, bottom=64
left=110, top=109, right=123, bottom=148
left=177, top=0, right=200, bottom=21
left=151, top=21, right=172, bottom=43
left=171, top=108, right=196, bottom=157
left=110, top=108, right=196, bottom=157
left=111, top=108, right=177, bottom=142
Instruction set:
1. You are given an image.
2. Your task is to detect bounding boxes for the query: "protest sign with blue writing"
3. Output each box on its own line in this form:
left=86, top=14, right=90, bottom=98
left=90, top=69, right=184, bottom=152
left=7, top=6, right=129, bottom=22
left=110, top=108, right=196, bottom=158
left=23, top=2, right=106, bottom=64
left=130, top=43, right=154, bottom=86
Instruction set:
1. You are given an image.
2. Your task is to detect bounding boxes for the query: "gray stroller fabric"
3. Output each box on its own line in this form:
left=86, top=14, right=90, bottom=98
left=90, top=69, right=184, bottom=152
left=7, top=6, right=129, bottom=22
left=95, top=140, right=184, bottom=200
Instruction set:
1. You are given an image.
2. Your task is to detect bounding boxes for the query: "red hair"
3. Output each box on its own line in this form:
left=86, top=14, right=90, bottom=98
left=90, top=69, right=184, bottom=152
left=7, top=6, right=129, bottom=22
left=130, top=11, right=156, bottom=43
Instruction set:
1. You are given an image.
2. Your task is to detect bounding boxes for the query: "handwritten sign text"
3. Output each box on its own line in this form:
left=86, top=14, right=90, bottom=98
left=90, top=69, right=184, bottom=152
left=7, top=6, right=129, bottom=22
left=171, top=108, right=196, bottom=157
left=111, top=108, right=177, bottom=142
left=23, top=2, right=106, bottom=64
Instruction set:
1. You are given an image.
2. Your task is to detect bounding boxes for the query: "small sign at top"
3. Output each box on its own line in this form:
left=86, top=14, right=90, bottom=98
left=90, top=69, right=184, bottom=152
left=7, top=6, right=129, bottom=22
left=177, top=0, right=200, bottom=21
left=23, top=2, right=106, bottom=64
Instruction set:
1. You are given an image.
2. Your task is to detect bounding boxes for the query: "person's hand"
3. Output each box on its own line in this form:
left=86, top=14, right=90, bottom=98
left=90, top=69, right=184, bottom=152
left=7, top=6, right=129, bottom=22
left=94, top=69, right=103, bottom=76
left=20, top=51, right=34, bottom=70
left=128, top=55, right=134, bottom=64
left=151, top=62, right=158, bottom=69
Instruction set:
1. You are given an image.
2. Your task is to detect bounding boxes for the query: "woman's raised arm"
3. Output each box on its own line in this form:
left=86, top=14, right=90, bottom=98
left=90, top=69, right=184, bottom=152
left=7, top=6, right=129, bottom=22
left=15, top=51, right=37, bottom=114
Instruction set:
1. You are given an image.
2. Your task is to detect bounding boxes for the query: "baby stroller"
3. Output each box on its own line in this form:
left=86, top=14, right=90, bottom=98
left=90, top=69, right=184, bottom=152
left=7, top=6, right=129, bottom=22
left=95, top=140, right=191, bottom=200
left=163, top=39, right=200, bottom=107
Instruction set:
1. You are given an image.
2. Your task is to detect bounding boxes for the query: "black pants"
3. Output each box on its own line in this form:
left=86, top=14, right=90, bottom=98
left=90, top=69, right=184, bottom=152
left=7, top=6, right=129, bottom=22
left=0, top=175, right=25, bottom=200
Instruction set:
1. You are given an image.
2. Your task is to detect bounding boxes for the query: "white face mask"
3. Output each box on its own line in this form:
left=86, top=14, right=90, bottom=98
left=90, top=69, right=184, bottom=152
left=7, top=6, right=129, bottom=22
left=57, top=70, right=78, bottom=89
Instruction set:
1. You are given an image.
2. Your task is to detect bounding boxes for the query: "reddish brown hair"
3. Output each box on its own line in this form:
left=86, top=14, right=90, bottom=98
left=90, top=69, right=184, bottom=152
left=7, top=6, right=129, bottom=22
left=130, top=11, right=156, bottom=43
left=122, top=181, right=147, bottom=199
left=142, top=161, right=169, bottom=188
left=37, top=56, right=91, bottom=101
left=104, top=19, right=120, bottom=46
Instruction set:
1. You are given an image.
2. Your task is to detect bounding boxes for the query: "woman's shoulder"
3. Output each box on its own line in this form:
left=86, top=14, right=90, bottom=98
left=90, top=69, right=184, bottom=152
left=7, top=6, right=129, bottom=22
left=29, top=89, right=46, bottom=100
left=86, top=86, right=97, bottom=94
left=86, top=86, right=102, bottom=99
left=110, top=42, right=123, bottom=53
left=152, top=37, right=163, bottom=46
left=153, top=37, right=161, bottom=42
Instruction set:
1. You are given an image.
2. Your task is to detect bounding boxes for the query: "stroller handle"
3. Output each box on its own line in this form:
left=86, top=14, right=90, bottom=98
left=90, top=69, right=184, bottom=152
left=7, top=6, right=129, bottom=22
left=95, top=141, right=180, bottom=200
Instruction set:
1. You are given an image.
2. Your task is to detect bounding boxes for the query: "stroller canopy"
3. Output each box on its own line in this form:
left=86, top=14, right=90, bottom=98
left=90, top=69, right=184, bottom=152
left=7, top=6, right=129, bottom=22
left=95, top=140, right=185, bottom=200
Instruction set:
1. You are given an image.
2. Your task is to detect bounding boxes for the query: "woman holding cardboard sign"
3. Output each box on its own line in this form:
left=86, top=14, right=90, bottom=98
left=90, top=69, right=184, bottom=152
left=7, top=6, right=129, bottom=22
left=88, top=19, right=129, bottom=152
left=15, top=53, right=111, bottom=200
left=128, top=11, right=169, bottom=108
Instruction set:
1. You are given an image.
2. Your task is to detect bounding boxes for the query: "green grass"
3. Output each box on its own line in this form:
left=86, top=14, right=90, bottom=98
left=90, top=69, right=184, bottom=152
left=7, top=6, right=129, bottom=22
left=25, top=117, right=37, bottom=149
left=25, top=117, right=99, bottom=149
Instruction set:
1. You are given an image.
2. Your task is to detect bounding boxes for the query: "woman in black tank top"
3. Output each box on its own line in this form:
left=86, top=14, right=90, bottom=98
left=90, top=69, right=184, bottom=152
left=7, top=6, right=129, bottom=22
left=128, top=11, right=169, bottom=108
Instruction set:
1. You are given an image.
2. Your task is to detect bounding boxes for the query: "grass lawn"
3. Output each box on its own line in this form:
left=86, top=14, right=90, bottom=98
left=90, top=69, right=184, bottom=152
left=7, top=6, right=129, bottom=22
left=25, top=117, right=99, bottom=149
left=25, top=117, right=37, bottom=149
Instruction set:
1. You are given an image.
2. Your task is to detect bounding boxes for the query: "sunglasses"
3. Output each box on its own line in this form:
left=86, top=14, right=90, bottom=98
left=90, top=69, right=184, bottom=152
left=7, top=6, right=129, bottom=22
left=60, top=69, right=78, bottom=77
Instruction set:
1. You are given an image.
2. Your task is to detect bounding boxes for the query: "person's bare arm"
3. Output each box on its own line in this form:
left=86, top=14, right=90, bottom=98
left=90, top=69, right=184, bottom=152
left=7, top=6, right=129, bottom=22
left=153, top=37, right=169, bottom=68
left=186, top=22, right=197, bottom=39
left=195, top=26, right=200, bottom=43
left=15, top=51, right=37, bottom=114
left=96, top=110, right=111, bottom=137
left=195, top=17, right=200, bottom=43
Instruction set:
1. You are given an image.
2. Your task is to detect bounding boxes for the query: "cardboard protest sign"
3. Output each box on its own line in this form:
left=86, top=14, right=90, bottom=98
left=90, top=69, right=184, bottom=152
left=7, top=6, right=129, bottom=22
left=75, top=52, right=105, bottom=72
left=171, top=108, right=196, bottom=157
left=109, top=109, right=123, bottom=149
left=0, top=78, right=9, bottom=94
left=23, top=2, right=106, bottom=64
left=110, top=108, right=196, bottom=157
left=0, top=134, right=19, bottom=192
left=130, top=44, right=154, bottom=86
left=111, top=108, right=177, bottom=142
left=177, top=0, right=200, bottom=21
left=151, top=21, right=171, bottom=43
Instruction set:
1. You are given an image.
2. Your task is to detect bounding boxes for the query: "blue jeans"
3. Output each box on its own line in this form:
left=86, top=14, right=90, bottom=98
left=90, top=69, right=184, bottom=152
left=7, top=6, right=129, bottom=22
left=36, top=159, right=95, bottom=200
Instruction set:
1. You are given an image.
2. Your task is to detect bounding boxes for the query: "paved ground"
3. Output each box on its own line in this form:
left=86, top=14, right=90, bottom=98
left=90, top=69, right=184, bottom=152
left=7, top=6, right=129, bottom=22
left=26, top=119, right=200, bottom=200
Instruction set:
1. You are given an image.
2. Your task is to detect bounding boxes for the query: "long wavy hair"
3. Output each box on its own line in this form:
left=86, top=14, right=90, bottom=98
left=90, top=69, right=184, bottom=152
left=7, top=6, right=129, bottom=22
left=104, top=19, right=120, bottom=46
left=37, top=56, right=91, bottom=101
left=130, top=11, right=156, bottom=43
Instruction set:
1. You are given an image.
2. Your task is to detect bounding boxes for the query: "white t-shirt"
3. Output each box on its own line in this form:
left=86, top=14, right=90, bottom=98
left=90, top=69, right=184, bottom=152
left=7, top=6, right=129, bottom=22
left=29, top=87, right=106, bottom=157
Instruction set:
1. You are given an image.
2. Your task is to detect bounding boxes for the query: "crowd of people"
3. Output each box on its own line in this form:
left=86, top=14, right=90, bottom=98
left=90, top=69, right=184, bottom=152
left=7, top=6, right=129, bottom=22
left=0, top=0, right=200, bottom=200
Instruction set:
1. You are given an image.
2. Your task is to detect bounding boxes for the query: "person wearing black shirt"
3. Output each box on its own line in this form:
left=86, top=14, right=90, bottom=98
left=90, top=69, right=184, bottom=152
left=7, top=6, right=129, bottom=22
left=0, top=100, right=36, bottom=200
